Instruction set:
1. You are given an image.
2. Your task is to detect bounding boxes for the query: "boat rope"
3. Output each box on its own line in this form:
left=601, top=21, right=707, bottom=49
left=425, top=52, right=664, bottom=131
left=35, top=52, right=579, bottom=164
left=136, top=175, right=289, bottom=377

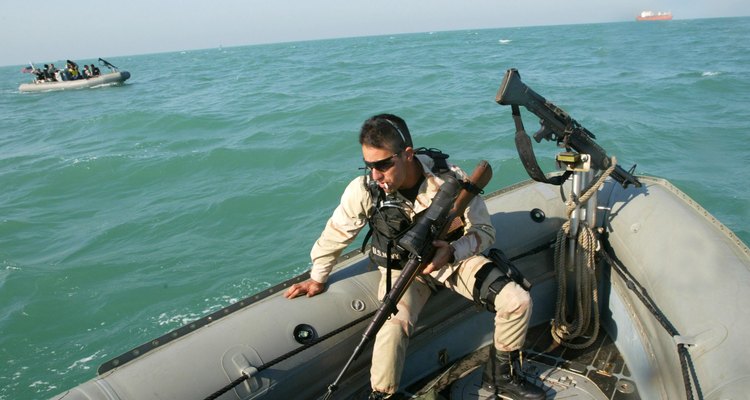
left=600, top=239, right=703, bottom=400
left=548, top=156, right=702, bottom=399
left=550, top=157, right=617, bottom=349
left=202, top=309, right=377, bottom=400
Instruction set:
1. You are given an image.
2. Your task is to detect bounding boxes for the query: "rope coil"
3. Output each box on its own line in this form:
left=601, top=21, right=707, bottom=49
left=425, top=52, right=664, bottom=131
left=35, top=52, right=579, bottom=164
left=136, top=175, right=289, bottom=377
left=550, top=157, right=617, bottom=349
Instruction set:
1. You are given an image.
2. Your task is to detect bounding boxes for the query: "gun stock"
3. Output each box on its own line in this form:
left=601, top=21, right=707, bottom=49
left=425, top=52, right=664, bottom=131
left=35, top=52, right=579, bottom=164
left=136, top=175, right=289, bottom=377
left=323, top=161, right=492, bottom=399
left=496, top=68, right=640, bottom=188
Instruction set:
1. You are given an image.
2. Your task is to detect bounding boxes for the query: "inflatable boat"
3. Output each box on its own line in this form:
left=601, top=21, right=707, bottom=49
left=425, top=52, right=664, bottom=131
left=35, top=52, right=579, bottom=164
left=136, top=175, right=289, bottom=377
left=49, top=69, right=750, bottom=400
left=19, top=71, right=130, bottom=92
left=19, top=58, right=130, bottom=92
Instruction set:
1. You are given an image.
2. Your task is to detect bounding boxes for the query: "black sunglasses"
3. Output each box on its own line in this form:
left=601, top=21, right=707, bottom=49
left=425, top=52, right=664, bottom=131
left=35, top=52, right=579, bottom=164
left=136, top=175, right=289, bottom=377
left=363, top=153, right=400, bottom=172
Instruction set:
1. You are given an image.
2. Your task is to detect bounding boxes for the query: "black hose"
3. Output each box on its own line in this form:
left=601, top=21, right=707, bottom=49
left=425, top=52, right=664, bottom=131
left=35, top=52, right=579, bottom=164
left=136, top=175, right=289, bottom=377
left=600, top=237, right=702, bottom=400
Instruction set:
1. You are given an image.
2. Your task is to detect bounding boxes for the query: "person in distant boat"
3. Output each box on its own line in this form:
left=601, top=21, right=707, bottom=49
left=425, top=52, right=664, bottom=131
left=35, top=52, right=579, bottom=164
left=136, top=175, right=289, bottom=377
left=33, top=66, right=46, bottom=82
left=45, top=64, right=58, bottom=81
left=66, top=60, right=80, bottom=80
left=42, top=64, right=52, bottom=81
left=90, top=64, right=100, bottom=76
left=284, top=114, right=545, bottom=400
left=83, top=65, right=92, bottom=78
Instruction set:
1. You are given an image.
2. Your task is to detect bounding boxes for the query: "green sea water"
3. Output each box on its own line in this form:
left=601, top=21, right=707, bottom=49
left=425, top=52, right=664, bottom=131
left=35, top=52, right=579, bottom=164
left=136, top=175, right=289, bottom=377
left=1, top=17, right=748, bottom=399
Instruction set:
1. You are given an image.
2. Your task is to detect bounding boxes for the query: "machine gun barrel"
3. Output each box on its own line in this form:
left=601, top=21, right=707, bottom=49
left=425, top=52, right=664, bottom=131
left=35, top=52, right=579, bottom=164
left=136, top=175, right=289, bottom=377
left=98, top=58, right=119, bottom=71
left=496, top=68, right=640, bottom=187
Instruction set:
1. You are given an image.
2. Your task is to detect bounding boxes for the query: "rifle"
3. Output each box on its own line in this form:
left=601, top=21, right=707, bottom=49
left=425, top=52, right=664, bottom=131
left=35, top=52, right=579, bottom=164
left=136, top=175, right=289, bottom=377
left=495, top=68, right=641, bottom=188
left=323, top=160, right=493, bottom=399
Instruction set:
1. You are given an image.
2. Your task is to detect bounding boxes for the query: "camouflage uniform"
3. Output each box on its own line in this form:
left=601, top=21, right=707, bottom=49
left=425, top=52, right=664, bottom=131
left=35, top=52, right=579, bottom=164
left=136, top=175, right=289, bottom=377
left=309, top=155, right=533, bottom=394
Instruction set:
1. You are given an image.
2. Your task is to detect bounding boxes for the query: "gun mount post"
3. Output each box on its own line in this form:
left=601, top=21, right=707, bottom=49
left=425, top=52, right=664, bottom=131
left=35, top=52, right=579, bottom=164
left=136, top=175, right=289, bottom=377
left=555, top=153, right=598, bottom=268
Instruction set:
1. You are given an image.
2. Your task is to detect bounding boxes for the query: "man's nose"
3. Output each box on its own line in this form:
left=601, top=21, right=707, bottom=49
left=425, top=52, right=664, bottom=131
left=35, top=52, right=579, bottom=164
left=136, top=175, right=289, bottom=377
left=371, top=169, right=384, bottom=181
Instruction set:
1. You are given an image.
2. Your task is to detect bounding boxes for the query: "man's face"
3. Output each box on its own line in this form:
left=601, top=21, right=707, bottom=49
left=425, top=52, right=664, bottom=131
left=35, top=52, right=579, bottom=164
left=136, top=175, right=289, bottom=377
left=362, top=144, right=407, bottom=194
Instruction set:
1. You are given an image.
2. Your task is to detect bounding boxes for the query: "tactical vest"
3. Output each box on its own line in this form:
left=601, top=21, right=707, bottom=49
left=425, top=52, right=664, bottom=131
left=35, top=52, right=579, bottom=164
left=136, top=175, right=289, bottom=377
left=362, top=148, right=453, bottom=270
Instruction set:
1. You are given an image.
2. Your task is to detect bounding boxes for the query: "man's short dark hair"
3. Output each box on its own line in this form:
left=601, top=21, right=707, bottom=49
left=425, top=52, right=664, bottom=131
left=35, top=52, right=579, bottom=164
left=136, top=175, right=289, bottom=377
left=359, top=114, right=413, bottom=153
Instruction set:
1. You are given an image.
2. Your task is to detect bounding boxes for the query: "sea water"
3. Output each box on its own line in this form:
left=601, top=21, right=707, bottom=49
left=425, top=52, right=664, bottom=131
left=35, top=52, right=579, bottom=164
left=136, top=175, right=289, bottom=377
left=0, top=17, right=748, bottom=399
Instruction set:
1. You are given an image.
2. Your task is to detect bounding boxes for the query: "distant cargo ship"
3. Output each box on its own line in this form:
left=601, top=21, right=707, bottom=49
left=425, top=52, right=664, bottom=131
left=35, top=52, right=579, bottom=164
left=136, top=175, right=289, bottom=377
left=637, top=10, right=673, bottom=21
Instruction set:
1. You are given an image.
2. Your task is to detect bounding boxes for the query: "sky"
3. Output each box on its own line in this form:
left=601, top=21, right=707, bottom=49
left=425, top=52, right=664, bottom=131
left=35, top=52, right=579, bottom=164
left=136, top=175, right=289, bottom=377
left=3, top=0, right=749, bottom=67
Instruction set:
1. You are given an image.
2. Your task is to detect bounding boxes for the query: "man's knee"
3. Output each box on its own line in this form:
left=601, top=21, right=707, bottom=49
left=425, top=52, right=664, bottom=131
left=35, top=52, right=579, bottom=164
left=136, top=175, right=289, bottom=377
left=471, top=254, right=532, bottom=315
left=495, top=282, right=532, bottom=319
left=380, top=314, right=413, bottom=338
left=472, top=262, right=513, bottom=312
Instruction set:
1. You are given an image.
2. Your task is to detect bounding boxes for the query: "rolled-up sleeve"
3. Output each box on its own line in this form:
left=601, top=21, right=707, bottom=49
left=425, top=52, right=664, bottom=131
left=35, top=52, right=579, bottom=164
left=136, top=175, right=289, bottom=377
left=309, top=177, right=371, bottom=283
left=450, top=194, right=495, bottom=262
left=443, top=163, right=495, bottom=262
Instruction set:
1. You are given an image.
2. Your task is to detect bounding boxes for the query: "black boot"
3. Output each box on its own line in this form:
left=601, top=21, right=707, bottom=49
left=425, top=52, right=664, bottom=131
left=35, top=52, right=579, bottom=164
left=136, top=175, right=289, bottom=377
left=368, top=391, right=401, bottom=400
left=481, top=348, right=546, bottom=400
left=368, top=391, right=388, bottom=400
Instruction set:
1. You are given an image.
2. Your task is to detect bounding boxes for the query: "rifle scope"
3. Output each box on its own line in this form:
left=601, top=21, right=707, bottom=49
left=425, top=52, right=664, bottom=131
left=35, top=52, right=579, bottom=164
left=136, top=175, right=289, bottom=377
left=398, top=175, right=460, bottom=256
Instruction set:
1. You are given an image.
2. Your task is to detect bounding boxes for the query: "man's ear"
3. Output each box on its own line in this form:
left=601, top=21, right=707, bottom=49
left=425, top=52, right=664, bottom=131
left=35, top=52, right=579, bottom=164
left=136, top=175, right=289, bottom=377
left=403, top=146, right=414, bottom=161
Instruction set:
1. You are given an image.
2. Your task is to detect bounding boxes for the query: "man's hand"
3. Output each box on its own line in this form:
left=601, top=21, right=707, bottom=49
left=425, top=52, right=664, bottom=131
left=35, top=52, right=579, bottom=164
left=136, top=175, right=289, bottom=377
left=284, top=279, right=325, bottom=299
left=422, top=240, right=455, bottom=275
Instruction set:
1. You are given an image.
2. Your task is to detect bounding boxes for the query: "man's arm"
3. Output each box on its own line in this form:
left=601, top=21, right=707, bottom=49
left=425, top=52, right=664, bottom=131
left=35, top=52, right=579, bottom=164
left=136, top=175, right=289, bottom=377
left=441, top=163, right=495, bottom=263
left=284, top=177, right=370, bottom=299
left=424, top=163, right=495, bottom=274
left=424, top=201, right=495, bottom=274
left=452, top=194, right=495, bottom=261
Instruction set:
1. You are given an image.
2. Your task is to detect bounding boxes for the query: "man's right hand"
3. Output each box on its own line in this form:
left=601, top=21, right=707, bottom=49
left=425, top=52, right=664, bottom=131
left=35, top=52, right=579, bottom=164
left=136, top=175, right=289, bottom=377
left=284, top=279, right=325, bottom=299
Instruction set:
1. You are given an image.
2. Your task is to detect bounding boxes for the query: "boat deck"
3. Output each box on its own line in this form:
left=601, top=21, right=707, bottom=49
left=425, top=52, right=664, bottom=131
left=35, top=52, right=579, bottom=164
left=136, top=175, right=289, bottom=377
left=401, top=324, right=640, bottom=399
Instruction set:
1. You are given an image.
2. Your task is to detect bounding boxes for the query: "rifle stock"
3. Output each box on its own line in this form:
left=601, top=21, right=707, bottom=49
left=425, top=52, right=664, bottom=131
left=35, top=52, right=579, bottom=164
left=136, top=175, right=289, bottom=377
left=496, top=68, right=640, bottom=188
left=323, top=161, right=493, bottom=399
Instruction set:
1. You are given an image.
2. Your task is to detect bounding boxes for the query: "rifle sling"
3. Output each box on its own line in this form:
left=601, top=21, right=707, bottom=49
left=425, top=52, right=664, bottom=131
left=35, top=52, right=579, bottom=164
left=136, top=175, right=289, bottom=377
left=512, top=105, right=571, bottom=186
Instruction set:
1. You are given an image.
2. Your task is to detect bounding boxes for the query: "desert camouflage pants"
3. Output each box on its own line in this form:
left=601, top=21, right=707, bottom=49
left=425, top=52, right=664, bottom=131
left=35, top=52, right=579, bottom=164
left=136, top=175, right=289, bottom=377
left=369, top=255, right=533, bottom=394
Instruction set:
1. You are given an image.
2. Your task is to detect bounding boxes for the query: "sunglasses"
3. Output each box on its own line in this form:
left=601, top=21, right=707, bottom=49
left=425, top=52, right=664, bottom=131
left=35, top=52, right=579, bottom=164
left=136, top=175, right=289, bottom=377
left=364, top=152, right=400, bottom=172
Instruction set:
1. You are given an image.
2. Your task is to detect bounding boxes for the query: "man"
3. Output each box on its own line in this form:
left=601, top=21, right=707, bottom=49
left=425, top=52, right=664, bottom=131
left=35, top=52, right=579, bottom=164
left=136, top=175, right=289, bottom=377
left=46, top=64, right=58, bottom=81
left=285, top=114, right=544, bottom=400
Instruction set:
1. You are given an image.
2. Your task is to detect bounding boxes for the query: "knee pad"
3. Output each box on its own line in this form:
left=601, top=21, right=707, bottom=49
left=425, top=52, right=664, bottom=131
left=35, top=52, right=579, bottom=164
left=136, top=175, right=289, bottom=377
left=473, top=249, right=533, bottom=313
left=472, top=263, right=512, bottom=313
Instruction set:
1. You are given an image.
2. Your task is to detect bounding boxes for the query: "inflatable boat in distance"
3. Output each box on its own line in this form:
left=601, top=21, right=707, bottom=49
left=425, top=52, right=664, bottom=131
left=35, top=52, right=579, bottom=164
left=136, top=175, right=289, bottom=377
left=19, top=58, right=130, bottom=93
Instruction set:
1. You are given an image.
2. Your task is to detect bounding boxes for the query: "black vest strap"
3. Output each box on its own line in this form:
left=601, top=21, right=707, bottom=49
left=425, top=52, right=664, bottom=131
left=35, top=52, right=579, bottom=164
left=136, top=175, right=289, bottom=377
left=414, top=147, right=450, bottom=174
left=512, top=105, right=571, bottom=186
left=460, top=180, right=483, bottom=195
